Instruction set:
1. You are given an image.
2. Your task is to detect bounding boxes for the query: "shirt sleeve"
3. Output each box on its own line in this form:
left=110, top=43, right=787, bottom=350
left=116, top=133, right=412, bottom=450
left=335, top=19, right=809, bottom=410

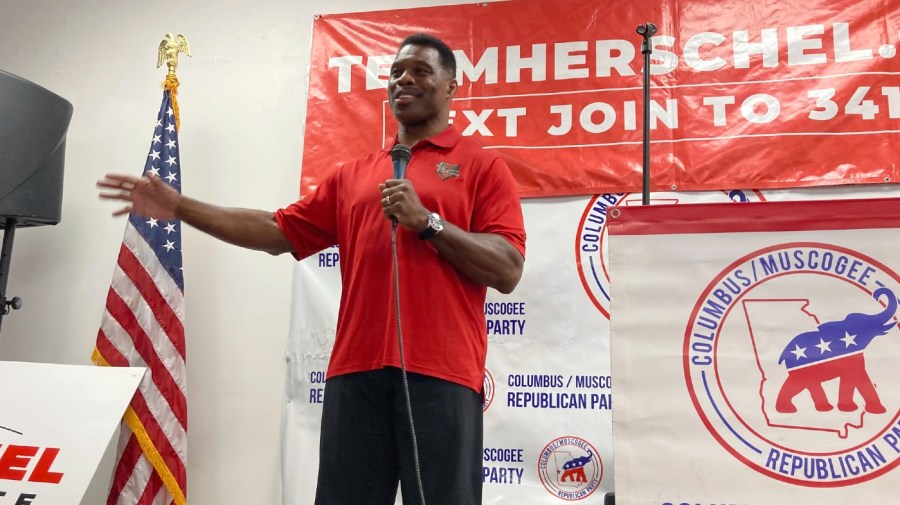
left=274, top=168, right=340, bottom=260
left=470, top=155, right=526, bottom=257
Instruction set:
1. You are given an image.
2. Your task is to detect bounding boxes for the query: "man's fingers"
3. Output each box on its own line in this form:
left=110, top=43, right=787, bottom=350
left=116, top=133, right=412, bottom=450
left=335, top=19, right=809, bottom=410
left=98, top=174, right=150, bottom=218
left=97, top=173, right=145, bottom=192
left=97, top=180, right=134, bottom=190
left=111, top=206, right=132, bottom=217
left=102, top=173, right=140, bottom=183
left=98, top=191, right=132, bottom=201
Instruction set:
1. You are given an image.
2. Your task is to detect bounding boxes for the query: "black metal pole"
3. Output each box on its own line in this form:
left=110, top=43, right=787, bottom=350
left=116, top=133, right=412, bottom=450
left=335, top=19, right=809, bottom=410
left=637, top=22, right=657, bottom=206
left=603, top=27, right=660, bottom=505
left=0, top=218, right=20, bottom=333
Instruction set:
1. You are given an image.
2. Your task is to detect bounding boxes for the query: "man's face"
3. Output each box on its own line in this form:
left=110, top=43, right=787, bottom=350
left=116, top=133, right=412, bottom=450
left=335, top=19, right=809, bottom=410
left=387, top=44, right=457, bottom=126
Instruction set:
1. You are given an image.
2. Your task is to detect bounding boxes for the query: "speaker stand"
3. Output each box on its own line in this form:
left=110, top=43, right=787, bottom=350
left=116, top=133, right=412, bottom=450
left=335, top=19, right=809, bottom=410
left=0, top=218, right=23, bottom=333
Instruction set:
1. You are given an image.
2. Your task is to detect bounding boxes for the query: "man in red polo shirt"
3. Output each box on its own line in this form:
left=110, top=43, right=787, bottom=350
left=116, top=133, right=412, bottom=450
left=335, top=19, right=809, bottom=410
left=99, top=33, right=525, bottom=505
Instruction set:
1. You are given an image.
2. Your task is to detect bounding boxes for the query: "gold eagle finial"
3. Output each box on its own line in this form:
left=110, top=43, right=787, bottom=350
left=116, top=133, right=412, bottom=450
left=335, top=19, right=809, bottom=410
left=157, top=33, right=192, bottom=76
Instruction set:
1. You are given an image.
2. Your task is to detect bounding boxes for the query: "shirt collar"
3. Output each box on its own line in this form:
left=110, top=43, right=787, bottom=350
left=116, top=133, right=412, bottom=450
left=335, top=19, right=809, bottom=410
left=384, top=125, right=461, bottom=154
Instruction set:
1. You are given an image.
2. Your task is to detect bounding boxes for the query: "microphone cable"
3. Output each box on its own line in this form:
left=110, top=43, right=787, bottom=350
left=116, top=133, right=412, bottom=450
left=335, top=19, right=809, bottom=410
left=389, top=142, right=427, bottom=505
left=391, top=221, right=428, bottom=505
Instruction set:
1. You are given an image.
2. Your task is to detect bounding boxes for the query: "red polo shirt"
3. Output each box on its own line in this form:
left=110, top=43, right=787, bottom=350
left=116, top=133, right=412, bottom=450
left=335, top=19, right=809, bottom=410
left=275, top=126, right=525, bottom=392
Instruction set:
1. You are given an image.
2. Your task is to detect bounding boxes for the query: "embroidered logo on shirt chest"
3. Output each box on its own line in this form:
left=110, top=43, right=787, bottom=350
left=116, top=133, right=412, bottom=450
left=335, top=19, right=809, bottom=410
left=435, top=161, right=461, bottom=180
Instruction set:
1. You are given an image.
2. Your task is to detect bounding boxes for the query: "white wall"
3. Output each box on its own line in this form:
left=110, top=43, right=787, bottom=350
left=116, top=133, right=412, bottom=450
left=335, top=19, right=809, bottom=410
left=0, top=0, right=475, bottom=503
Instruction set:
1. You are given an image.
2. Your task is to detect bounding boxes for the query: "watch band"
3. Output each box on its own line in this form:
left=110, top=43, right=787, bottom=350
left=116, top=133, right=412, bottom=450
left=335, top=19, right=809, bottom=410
left=418, top=212, right=444, bottom=240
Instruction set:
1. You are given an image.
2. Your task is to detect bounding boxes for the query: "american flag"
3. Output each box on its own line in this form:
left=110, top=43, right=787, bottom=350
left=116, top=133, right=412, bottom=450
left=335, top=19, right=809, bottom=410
left=93, top=86, right=187, bottom=505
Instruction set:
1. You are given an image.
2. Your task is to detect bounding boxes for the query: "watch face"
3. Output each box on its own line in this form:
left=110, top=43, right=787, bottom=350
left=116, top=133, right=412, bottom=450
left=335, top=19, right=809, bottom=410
left=429, top=213, right=444, bottom=231
left=419, top=213, right=444, bottom=239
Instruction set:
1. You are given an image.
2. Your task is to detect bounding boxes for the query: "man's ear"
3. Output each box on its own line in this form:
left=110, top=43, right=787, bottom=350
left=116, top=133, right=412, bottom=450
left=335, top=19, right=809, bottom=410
left=447, top=79, right=458, bottom=99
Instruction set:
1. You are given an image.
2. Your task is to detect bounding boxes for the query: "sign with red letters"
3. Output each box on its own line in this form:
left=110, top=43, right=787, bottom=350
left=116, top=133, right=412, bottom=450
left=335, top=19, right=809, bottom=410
left=0, top=362, right=143, bottom=504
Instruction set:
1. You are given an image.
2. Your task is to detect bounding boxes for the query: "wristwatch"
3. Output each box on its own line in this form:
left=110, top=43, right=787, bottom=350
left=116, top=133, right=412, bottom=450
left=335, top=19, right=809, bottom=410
left=418, top=212, right=444, bottom=240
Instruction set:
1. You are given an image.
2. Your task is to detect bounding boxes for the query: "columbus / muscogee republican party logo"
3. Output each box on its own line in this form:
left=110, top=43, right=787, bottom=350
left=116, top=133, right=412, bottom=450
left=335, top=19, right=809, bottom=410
left=483, top=368, right=494, bottom=412
left=537, top=436, right=602, bottom=500
left=685, top=242, right=900, bottom=486
left=577, top=190, right=763, bottom=318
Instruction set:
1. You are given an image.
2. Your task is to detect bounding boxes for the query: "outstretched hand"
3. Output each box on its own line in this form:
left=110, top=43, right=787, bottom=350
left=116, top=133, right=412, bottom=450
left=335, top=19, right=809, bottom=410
left=97, top=173, right=180, bottom=220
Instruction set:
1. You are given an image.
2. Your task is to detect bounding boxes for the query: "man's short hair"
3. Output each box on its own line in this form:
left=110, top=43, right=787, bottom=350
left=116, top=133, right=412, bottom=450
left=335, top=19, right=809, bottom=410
left=399, top=33, right=457, bottom=78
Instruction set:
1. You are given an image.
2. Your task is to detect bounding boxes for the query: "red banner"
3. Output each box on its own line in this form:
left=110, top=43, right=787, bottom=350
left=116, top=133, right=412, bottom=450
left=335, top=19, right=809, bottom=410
left=302, top=0, right=900, bottom=197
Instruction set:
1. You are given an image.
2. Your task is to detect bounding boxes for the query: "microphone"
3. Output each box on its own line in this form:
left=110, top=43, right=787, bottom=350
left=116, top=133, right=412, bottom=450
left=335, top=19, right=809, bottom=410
left=636, top=22, right=657, bottom=37
left=636, top=22, right=658, bottom=56
left=389, top=144, right=411, bottom=229
left=391, top=144, right=412, bottom=179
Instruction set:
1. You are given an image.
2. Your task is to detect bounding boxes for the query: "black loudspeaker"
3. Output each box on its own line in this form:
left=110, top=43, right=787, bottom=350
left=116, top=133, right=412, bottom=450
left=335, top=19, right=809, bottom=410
left=0, top=69, right=73, bottom=228
left=0, top=70, right=73, bottom=330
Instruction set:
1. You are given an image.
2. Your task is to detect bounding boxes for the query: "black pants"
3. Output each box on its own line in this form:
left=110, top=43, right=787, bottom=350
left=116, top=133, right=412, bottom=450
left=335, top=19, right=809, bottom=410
left=314, top=368, right=483, bottom=505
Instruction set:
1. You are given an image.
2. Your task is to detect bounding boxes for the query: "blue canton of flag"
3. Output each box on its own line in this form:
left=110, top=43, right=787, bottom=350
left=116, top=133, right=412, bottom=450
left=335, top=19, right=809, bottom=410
left=136, top=92, right=184, bottom=290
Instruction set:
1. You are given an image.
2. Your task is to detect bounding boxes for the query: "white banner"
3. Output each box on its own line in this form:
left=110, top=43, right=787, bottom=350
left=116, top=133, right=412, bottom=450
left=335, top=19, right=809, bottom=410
left=282, top=185, right=900, bottom=503
left=608, top=195, right=900, bottom=504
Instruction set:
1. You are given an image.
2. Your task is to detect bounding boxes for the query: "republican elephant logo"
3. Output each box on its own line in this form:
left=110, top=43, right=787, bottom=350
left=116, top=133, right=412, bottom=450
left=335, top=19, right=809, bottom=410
left=686, top=242, right=900, bottom=487
left=559, top=450, right=593, bottom=483
left=538, top=437, right=602, bottom=499
left=775, top=287, right=897, bottom=414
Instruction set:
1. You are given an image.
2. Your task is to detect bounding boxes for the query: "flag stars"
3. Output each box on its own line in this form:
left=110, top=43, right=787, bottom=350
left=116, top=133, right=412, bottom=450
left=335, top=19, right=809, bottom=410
left=149, top=150, right=161, bottom=161
left=841, top=332, right=858, bottom=348
left=147, top=218, right=159, bottom=228
left=815, top=338, right=832, bottom=355
left=790, top=344, right=807, bottom=361
left=165, top=139, right=176, bottom=149
left=156, top=119, right=162, bottom=128
left=165, top=123, right=176, bottom=134
left=152, top=134, right=161, bottom=145
left=164, top=222, right=176, bottom=234
left=148, top=166, right=160, bottom=177
left=165, top=172, right=178, bottom=183
left=166, top=107, right=174, bottom=117
left=163, top=240, right=177, bottom=252
left=165, top=156, right=177, bottom=167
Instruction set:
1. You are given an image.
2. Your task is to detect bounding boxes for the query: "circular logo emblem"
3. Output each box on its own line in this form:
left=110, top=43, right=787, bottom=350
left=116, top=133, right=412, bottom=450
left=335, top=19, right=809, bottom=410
left=483, top=368, right=494, bottom=412
left=576, top=190, right=764, bottom=318
left=685, top=242, right=900, bottom=486
left=537, top=436, right=602, bottom=500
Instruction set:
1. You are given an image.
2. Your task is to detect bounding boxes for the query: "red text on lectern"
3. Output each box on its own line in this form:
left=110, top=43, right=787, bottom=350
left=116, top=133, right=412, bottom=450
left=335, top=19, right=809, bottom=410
left=0, top=445, right=64, bottom=483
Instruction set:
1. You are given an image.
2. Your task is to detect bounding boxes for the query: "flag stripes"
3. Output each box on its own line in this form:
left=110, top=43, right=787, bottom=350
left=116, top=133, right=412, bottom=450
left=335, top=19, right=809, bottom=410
left=94, top=85, right=187, bottom=505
